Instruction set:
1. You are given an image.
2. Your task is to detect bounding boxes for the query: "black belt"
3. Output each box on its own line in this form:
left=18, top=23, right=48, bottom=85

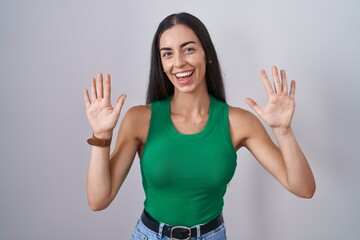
left=141, top=210, right=223, bottom=240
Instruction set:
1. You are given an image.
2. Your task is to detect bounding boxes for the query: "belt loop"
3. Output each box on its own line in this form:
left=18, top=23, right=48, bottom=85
left=196, top=225, right=201, bottom=238
left=157, top=222, right=165, bottom=239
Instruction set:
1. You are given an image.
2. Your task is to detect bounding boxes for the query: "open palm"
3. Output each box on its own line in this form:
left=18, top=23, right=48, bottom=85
left=84, top=73, right=126, bottom=138
left=245, top=66, right=296, bottom=129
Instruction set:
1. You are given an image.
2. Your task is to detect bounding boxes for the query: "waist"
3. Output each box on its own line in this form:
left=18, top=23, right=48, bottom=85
left=144, top=197, right=225, bottom=227
left=141, top=210, right=224, bottom=240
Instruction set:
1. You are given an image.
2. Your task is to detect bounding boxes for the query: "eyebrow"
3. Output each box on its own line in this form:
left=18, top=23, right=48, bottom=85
left=159, top=41, right=196, bottom=51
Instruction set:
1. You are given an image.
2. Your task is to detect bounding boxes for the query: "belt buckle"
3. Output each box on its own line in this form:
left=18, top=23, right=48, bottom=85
left=170, top=226, right=191, bottom=240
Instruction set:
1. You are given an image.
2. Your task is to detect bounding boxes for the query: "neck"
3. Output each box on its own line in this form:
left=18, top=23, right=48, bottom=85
left=171, top=91, right=210, bottom=116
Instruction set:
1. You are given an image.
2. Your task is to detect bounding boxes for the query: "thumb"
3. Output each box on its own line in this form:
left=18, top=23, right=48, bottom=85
left=244, top=97, right=263, bottom=116
left=114, top=94, right=127, bottom=115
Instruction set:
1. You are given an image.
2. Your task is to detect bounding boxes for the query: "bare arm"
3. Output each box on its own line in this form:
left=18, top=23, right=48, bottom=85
left=231, top=66, right=315, bottom=198
left=86, top=109, right=142, bottom=210
left=271, top=127, right=315, bottom=198
left=233, top=111, right=315, bottom=198
left=84, top=73, right=149, bottom=210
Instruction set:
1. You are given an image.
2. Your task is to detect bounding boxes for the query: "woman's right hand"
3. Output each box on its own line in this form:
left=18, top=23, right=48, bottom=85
left=84, top=73, right=126, bottom=139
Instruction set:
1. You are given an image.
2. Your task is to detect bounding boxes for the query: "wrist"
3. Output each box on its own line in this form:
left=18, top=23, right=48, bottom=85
left=271, top=126, right=293, bottom=136
left=93, top=131, right=113, bottom=139
left=87, top=133, right=112, bottom=147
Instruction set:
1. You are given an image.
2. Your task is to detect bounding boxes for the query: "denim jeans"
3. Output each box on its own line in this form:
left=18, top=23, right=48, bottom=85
left=131, top=218, right=227, bottom=240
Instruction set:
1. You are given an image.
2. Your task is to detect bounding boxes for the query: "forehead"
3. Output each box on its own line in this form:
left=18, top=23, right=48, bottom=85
left=159, top=24, right=200, bottom=47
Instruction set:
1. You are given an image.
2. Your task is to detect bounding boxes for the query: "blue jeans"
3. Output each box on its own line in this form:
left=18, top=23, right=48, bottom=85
left=131, top=219, right=227, bottom=240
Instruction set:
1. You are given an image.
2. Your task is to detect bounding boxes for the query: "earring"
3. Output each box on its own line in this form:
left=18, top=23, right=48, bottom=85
left=208, top=60, right=212, bottom=64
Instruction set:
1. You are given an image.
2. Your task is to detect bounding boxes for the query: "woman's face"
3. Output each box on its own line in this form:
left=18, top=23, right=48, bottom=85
left=159, top=24, right=207, bottom=95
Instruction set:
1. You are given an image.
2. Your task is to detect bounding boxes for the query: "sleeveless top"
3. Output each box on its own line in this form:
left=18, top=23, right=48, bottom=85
left=140, top=95, right=237, bottom=227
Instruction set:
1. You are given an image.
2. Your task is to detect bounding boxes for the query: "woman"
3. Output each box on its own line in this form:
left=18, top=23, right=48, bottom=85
left=84, top=12, right=315, bottom=240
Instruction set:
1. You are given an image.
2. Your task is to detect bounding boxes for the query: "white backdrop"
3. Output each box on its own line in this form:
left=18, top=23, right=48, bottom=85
left=0, top=0, right=359, bottom=239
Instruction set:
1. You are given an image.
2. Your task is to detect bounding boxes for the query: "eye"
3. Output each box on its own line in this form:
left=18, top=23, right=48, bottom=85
left=184, top=47, right=195, bottom=53
left=162, top=52, right=173, bottom=58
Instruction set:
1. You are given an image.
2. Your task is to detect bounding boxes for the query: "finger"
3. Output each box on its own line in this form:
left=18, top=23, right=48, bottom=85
left=260, top=69, right=274, bottom=95
left=289, top=80, right=296, bottom=98
left=97, top=73, right=103, bottom=99
left=114, top=94, right=127, bottom=116
left=244, top=98, right=263, bottom=116
left=272, top=66, right=281, bottom=93
left=104, top=73, right=111, bottom=101
left=84, top=89, right=91, bottom=108
left=90, top=78, right=97, bottom=102
left=280, top=69, right=288, bottom=94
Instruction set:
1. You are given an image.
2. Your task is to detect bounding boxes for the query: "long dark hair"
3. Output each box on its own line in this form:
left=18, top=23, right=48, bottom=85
left=146, top=12, right=226, bottom=104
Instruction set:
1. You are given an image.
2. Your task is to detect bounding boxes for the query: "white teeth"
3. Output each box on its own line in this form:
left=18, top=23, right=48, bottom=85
left=175, top=71, right=193, bottom=78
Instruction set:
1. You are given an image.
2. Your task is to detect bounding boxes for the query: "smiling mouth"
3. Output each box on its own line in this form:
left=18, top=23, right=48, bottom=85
left=174, top=71, right=194, bottom=79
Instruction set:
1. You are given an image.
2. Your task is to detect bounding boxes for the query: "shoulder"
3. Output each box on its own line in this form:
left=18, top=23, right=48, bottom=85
left=124, top=105, right=151, bottom=120
left=119, top=105, right=151, bottom=143
left=228, top=105, right=265, bottom=149
left=228, top=105, right=258, bottom=125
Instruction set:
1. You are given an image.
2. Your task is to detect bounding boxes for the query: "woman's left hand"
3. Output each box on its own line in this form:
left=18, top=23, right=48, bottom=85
left=245, top=66, right=296, bottom=130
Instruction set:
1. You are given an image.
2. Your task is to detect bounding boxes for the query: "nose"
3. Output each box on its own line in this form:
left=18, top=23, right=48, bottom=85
left=174, top=52, right=185, bottom=68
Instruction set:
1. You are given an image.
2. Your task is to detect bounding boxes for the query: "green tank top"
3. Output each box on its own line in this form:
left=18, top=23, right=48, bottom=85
left=140, top=95, right=237, bottom=227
